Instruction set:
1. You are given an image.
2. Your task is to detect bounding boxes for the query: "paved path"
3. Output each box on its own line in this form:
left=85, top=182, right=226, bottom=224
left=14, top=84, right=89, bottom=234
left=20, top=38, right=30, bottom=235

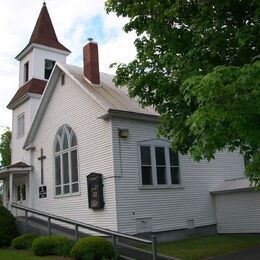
left=207, top=246, right=260, bottom=260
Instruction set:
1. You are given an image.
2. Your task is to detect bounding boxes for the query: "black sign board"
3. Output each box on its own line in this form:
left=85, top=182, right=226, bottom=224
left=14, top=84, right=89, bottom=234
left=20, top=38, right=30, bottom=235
left=39, top=186, right=47, bottom=198
left=87, top=173, right=104, bottom=210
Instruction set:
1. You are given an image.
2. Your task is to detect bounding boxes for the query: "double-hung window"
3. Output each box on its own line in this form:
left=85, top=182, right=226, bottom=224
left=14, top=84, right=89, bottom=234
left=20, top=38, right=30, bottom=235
left=17, top=113, right=25, bottom=138
left=155, top=147, right=167, bottom=184
left=140, top=146, right=153, bottom=185
left=169, top=148, right=180, bottom=184
left=54, top=125, right=79, bottom=196
left=139, top=140, right=181, bottom=187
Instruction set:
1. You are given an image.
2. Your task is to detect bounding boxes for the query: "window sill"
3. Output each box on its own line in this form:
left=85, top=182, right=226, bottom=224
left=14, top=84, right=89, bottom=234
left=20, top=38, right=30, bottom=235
left=139, top=185, right=184, bottom=190
left=54, top=191, right=81, bottom=199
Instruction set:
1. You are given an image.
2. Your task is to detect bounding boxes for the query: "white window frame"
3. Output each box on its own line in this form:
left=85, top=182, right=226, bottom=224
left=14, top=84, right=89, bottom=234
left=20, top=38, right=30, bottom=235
left=53, top=125, right=80, bottom=197
left=138, top=139, right=182, bottom=189
left=24, top=61, right=29, bottom=83
left=17, top=113, right=25, bottom=138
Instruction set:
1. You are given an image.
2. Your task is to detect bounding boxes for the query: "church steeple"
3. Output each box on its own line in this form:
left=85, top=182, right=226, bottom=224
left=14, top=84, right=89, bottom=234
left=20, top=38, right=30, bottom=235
left=16, top=3, right=70, bottom=60
left=8, top=3, right=70, bottom=109
left=28, top=2, right=70, bottom=53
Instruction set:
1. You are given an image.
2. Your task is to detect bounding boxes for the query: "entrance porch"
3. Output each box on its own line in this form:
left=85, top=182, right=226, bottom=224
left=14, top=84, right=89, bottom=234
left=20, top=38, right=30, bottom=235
left=0, top=162, right=33, bottom=215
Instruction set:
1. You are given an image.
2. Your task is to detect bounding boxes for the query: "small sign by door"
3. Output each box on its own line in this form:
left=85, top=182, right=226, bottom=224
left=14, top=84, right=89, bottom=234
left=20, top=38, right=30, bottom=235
left=39, top=186, right=47, bottom=198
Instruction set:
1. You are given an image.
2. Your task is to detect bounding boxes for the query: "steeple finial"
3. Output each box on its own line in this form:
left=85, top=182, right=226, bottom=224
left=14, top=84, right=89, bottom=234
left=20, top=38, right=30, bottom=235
left=43, top=1, right=46, bottom=6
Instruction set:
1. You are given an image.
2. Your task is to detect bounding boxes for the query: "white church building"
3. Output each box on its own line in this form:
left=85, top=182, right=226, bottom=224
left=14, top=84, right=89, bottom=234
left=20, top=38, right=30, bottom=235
left=1, top=3, right=258, bottom=239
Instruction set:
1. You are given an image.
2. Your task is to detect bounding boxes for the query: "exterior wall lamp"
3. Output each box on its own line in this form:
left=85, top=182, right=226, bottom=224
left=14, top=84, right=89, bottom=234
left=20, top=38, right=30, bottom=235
left=118, top=129, right=129, bottom=139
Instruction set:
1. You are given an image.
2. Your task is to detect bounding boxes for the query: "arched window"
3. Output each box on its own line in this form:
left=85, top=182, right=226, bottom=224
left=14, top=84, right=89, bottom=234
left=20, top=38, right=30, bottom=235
left=54, top=125, right=79, bottom=196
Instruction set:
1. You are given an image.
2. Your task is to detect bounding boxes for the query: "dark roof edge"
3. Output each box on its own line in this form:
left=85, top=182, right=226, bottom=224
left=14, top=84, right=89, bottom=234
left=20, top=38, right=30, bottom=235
left=6, top=161, right=33, bottom=169
left=100, top=109, right=159, bottom=123
left=211, top=187, right=254, bottom=194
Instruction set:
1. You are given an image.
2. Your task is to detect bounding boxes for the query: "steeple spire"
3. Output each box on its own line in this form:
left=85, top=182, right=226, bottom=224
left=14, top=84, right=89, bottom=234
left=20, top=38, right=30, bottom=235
left=28, top=3, right=70, bottom=52
left=16, top=3, right=70, bottom=60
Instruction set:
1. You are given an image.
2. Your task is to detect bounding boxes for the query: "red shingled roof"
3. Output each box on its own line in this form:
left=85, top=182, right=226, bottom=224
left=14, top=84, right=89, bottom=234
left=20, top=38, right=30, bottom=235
left=16, top=3, right=70, bottom=58
left=7, top=79, right=47, bottom=108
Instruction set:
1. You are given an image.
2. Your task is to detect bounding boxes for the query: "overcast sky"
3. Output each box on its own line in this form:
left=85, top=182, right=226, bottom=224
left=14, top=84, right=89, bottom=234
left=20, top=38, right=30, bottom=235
left=0, top=0, right=136, bottom=135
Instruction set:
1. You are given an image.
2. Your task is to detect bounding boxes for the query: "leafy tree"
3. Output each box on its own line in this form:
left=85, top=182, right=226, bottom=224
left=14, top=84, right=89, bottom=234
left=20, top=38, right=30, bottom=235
left=105, top=1, right=260, bottom=186
left=0, top=128, right=11, bottom=167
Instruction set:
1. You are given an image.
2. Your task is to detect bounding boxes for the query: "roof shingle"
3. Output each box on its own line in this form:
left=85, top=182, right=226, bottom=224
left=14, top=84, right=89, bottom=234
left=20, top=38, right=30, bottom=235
left=7, top=78, right=47, bottom=108
left=16, top=3, right=70, bottom=59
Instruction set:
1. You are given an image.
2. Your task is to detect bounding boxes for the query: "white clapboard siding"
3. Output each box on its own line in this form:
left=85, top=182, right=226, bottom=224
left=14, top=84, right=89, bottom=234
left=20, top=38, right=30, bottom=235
left=12, top=97, right=40, bottom=164
left=214, top=191, right=260, bottom=233
left=112, top=117, right=245, bottom=234
left=31, top=74, right=117, bottom=231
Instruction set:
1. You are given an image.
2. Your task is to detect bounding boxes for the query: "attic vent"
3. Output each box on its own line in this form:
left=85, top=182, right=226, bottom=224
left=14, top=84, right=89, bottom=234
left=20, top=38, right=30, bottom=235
left=61, top=73, right=65, bottom=86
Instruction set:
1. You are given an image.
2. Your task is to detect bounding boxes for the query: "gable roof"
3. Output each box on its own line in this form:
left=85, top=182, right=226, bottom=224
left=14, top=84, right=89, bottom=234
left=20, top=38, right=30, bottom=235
left=0, top=161, right=33, bottom=177
left=23, top=63, right=159, bottom=149
left=64, top=64, right=158, bottom=116
left=6, top=162, right=32, bottom=169
left=7, top=78, right=47, bottom=109
left=16, top=3, right=70, bottom=59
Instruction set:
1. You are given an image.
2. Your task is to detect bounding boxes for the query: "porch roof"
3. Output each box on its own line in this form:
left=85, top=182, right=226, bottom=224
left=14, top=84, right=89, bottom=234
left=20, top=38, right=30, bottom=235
left=0, top=162, right=33, bottom=178
left=6, top=162, right=32, bottom=169
left=211, top=178, right=253, bottom=194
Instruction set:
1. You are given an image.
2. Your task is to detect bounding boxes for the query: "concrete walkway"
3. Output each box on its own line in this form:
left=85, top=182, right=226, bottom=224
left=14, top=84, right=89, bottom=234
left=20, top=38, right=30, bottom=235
left=207, top=246, right=260, bottom=260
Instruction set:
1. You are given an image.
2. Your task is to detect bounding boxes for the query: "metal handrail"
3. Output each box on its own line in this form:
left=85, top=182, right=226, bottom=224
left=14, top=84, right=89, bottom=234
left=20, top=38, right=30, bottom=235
left=11, top=203, right=157, bottom=259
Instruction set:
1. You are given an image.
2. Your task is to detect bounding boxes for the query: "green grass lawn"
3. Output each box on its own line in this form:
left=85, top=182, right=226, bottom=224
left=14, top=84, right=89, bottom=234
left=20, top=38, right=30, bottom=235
left=0, top=248, right=72, bottom=260
left=143, top=234, right=260, bottom=260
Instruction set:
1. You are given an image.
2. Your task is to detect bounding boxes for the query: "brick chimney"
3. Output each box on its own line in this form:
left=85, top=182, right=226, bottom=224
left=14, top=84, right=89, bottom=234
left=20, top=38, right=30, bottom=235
left=83, top=39, right=100, bottom=85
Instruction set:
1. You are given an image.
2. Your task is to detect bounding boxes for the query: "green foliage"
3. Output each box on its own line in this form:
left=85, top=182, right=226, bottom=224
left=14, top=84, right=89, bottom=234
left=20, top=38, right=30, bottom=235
left=0, top=128, right=11, bottom=167
left=106, top=0, right=260, bottom=185
left=0, top=248, right=65, bottom=260
left=0, top=206, right=18, bottom=246
left=179, top=61, right=260, bottom=186
left=31, top=236, right=73, bottom=256
left=12, top=233, right=38, bottom=250
left=71, top=236, right=115, bottom=260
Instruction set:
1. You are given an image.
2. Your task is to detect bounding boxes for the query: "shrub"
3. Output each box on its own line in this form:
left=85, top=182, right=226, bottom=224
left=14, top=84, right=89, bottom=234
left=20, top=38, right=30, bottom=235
left=0, top=206, right=18, bottom=246
left=32, top=236, right=74, bottom=256
left=12, top=233, right=38, bottom=249
left=71, top=236, right=115, bottom=260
